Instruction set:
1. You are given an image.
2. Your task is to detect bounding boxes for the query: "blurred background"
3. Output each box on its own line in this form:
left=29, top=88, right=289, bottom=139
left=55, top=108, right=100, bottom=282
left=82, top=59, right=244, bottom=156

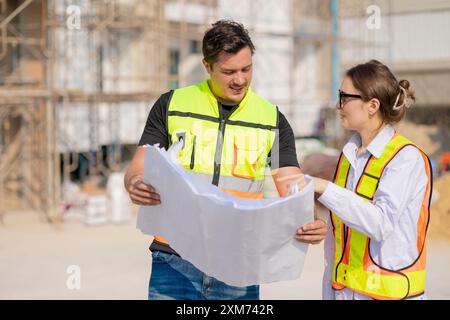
left=0, top=0, right=449, bottom=299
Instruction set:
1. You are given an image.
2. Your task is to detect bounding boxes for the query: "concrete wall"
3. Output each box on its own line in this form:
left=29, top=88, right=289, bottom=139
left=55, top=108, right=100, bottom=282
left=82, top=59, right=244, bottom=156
left=340, top=0, right=450, bottom=108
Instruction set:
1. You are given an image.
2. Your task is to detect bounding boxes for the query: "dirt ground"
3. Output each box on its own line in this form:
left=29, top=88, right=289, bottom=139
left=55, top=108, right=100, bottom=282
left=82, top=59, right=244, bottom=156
left=428, top=173, right=450, bottom=240
left=0, top=210, right=449, bottom=300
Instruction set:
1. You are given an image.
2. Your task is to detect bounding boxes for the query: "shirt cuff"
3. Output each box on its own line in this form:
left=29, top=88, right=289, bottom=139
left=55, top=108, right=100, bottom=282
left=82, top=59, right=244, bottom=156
left=317, top=182, right=343, bottom=214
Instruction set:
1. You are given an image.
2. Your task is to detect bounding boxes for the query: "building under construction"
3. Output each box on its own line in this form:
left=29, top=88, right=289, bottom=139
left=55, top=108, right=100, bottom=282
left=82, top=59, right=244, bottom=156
left=1, top=0, right=449, bottom=221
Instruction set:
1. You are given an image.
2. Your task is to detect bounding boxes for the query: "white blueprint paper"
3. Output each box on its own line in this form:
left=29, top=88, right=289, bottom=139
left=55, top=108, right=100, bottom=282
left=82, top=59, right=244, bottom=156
left=137, top=143, right=314, bottom=287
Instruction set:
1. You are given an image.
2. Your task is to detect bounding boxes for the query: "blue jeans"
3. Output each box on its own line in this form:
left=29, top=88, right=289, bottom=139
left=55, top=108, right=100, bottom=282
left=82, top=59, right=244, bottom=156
left=148, top=251, right=259, bottom=300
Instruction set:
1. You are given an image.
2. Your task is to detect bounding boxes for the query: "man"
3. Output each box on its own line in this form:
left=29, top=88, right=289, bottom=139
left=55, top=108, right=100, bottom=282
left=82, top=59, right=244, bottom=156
left=124, top=20, right=326, bottom=300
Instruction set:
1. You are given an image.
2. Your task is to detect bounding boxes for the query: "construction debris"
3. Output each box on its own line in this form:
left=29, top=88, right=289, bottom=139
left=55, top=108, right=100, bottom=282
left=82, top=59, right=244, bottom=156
left=60, top=174, right=131, bottom=226
left=394, top=121, right=441, bottom=156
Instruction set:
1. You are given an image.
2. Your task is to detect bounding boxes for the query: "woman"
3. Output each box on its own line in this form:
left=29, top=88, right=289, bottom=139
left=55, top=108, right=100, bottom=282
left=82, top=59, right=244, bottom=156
left=298, top=60, right=433, bottom=300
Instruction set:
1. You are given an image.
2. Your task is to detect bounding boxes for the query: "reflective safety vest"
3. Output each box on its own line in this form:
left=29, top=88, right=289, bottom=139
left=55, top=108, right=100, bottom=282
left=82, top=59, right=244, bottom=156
left=154, top=80, right=278, bottom=245
left=331, top=134, right=432, bottom=300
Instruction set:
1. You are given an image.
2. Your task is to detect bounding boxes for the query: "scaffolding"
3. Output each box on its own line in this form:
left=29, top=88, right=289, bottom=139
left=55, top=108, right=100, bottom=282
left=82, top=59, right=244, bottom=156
left=0, top=0, right=169, bottom=221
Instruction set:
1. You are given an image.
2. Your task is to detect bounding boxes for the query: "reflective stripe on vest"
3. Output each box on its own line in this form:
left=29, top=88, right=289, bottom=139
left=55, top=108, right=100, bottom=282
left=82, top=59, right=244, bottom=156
left=330, top=134, right=432, bottom=300
left=154, top=80, right=278, bottom=245
left=185, top=171, right=265, bottom=195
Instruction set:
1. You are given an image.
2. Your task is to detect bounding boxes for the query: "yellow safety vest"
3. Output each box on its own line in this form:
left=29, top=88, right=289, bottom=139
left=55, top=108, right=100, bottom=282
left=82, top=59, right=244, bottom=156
left=154, top=80, right=278, bottom=245
left=331, top=134, right=432, bottom=300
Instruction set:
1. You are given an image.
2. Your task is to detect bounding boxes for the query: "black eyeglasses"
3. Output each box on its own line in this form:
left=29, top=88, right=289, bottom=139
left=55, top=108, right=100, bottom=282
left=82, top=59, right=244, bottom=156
left=338, top=90, right=364, bottom=109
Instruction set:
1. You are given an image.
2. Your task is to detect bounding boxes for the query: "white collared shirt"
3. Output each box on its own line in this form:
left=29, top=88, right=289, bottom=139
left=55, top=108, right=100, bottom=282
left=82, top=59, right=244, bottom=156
left=318, top=124, right=428, bottom=300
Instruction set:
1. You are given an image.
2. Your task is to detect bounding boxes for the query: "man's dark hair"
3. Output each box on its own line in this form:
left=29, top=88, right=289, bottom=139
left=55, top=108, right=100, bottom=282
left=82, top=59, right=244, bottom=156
left=202, top=20, right=255, bottom=67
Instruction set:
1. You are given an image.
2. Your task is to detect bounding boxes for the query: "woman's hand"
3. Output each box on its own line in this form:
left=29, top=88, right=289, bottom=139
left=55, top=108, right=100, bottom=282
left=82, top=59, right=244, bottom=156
left=292, top=176, right=329, bottom=244
left=278, top=173, right=329, bottom=195
left=312, top=177, right=329, bottom=194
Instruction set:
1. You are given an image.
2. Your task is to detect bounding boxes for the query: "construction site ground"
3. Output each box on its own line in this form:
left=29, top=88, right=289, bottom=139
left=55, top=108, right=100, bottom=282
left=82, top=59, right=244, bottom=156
left=1, top=209, right=449, bottom=300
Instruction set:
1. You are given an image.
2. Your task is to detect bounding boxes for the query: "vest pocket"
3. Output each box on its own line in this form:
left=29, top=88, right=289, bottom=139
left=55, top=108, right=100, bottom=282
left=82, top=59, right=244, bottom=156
left=231, top=138, right=264, bottom=179
left=171, top=130, right=196, bottom=169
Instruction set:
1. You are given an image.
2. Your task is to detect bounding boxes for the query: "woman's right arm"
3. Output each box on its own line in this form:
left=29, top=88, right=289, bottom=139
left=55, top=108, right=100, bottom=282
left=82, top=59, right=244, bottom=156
left=315, top=146, right=428, bottom=242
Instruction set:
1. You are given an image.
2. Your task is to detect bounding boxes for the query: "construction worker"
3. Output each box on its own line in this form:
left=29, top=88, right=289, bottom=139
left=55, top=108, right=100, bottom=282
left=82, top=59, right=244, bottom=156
left=124, top=20, right=326, bottom=300
left=298, top=60, right=432, bottom=300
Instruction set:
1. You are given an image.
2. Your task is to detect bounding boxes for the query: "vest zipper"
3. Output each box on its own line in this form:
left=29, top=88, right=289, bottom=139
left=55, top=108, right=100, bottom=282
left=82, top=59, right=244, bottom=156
left=190, top=135, right=196, bottom=170
left=212, top=114, right=226, bottom=186
left=212, top=101, right=240, bottom=186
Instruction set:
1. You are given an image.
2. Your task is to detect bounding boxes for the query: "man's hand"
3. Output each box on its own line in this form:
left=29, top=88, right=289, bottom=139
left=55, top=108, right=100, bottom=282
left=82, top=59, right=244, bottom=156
left=295, top=218, right=327, bottom=245
left=126, top=175, right=161, bottom=206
